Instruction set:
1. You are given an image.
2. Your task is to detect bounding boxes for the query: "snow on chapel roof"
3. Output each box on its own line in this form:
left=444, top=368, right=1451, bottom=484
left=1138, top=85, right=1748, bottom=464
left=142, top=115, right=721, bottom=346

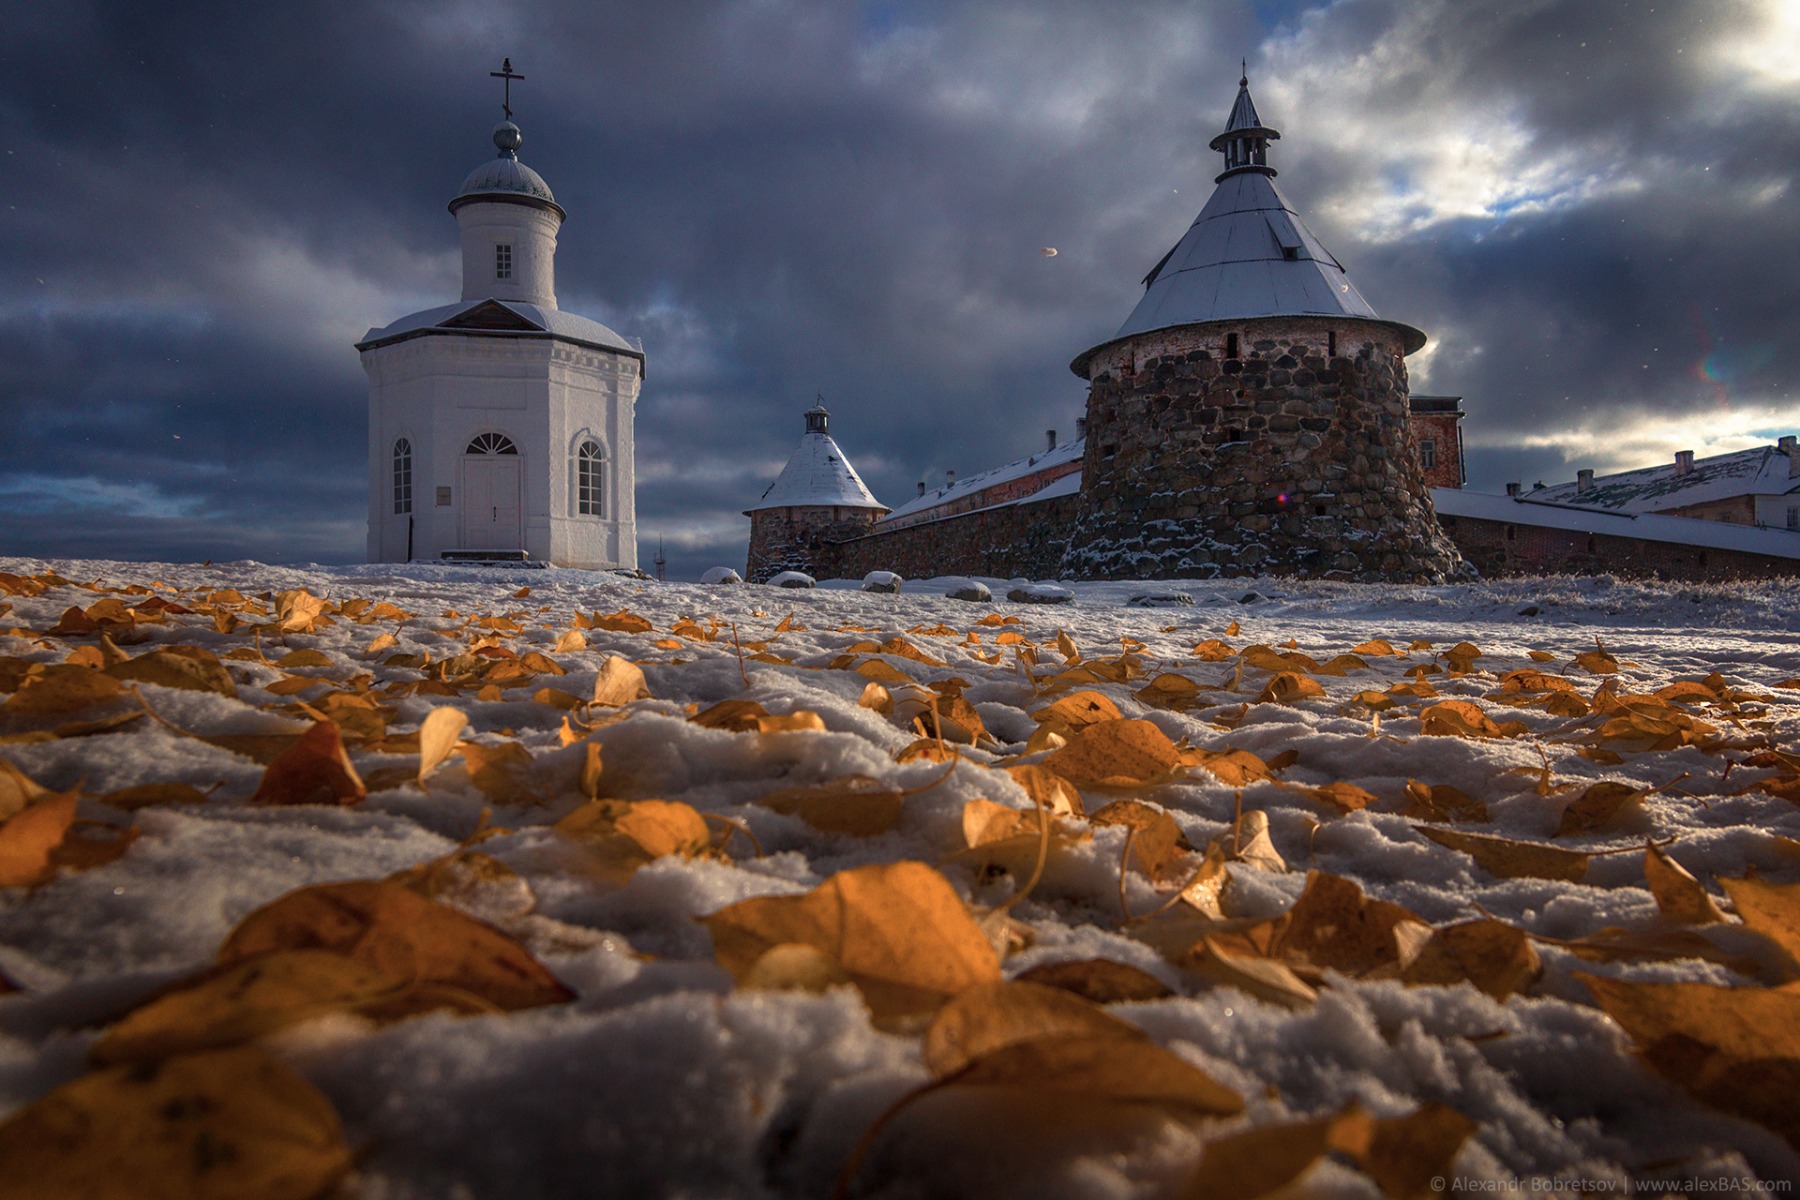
left=745, top=405, right=888, bottom=515
left=1074, top=72, right=1424, bottom=373
left=450, top=121, right=564, bottom=218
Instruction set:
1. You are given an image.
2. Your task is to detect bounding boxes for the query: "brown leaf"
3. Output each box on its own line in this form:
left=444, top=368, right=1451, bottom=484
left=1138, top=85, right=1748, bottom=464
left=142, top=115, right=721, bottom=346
left=104, top=646, right=236, bottom=697
left=1418, top=699, right=1527, bottom=739
left=417, top=706, right=468, bottom=784
left=759, top=777, right=906, bottom=836
left=1275, top=870, right=1424, bottom=976
left=1226, top=809, right=1287, bottom=873
left=1285, top=779, right=1379, bottom=814
left=1180, top=1104, right=1374, bottom=1199
left=1190, top=936, right=1318, bottom=1008
left=1002, top=763, right=1084, bottom=818
left=1183, top=747, right=1275, bottom=787
left=95, top=782, right=211, bottom=810
left=1719, top=876, right=1800, bottom=976
left=1092, top=799, right=1189, bottom=883
left=1363, top=1103, right=1478, bottom=1200
left=1555, top=781, right=1650, bottom=837
left=1179, top=839, right=1230, bottom=918
left=593, top=609, right=654, bottom=633
left=456, top=740, right=535, bottom=804
left=0, top=1046, right=351, bottom=1200
left=1400, top=919, right=1542, bottom=999
left=0, top=755, right=50, bottom=821
left=1582, top=974, right=1800, bottom=1150
left=1254, top=672, right=1326, bottom=704
left=1, top=665, right=127, bottom=718
left=1029, top=689, right=1123, bottom=732
left=1644, top=845, right=1727, bottom=925
left=274, top=588, right=327, bottom=634
left=1136, top=673, right=1209, bottom=712
left=248, top=721, right=365, bottom=807
left=217, top=879, right=573, bottom=1010
left=1402, top=780, right=1488, bottom=824
left=922, top=979, right=1140, bottom=1077
left=591, top=655, right=650, bottom=706
left=1042, top=718, right=1183, bottom=788
left=1416, top=826, right=1589, bottom=882
left=1573, top=638, right=1620, bottom=675
left=702, top=861, right=1000, bottom=1019
left=555, top=798, right=713, bottom=878
left=0, top=792, right=78, bottom=886
left=1012, top=958, right=1174, bottom=1004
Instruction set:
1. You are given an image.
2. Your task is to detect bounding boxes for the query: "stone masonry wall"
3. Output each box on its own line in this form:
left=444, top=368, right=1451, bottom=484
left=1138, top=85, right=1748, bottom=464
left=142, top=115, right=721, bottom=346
left=1439, top=513, right=1800, bottom=582
left=776, top=492, right=1080, bottom=582
left=1061, top=317, right=1464, bottom=583
left=745, top=507, right=882, bottom=582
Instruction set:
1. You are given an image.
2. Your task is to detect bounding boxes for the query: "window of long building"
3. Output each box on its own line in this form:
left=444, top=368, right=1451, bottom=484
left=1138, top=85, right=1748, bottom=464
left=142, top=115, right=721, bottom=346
left=1420, top=439, right=1437, bottom=469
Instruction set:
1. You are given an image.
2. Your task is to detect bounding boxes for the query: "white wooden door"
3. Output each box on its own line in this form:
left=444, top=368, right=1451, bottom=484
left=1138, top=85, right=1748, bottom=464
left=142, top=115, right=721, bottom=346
left=462, top=456, right=522, bottom=548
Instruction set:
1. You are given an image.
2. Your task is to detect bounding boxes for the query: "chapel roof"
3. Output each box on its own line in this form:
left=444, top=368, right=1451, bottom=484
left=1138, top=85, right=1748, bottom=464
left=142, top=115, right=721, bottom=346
left=1072, top=73, right=1424, bottom=374
left=450, top=121, right=564, bottom=218
left=355, top=298, right=643, bottom=364
left=745, top=407, right=888, bottom=514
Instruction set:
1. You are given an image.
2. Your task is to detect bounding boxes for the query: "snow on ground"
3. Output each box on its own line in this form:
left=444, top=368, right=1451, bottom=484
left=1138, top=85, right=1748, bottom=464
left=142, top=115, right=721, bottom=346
left=1, top=557, right=1798, bottom=1197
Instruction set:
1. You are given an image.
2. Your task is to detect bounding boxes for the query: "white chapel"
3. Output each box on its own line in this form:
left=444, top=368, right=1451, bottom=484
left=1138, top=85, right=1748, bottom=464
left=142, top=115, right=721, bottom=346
left=358, top=62, right=644, bottom=569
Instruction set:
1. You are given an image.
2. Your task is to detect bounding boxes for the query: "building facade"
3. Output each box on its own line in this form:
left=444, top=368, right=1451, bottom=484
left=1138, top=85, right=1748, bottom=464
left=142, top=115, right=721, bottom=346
left=359, top=92, right=645, bottom=569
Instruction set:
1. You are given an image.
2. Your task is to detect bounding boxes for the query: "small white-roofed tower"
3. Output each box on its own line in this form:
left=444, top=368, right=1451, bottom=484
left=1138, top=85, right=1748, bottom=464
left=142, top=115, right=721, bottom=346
left=744, top=403, right=889, bottom=581
left=358, top=61, right=645, bottom=570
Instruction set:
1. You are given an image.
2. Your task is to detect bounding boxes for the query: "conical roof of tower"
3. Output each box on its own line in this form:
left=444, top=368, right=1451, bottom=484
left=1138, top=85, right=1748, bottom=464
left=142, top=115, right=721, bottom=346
left=745, top=411, right=888, bottom=514
left=1073, top=74, right=1423, bottom=374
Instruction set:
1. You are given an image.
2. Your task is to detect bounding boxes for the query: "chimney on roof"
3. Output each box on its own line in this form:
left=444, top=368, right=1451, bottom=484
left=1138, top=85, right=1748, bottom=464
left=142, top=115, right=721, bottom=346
left=1046, top=429, right=1057, bottom=451
left=946, top=470, right=957, bottom=487
left=1076, top=416, right=1088, bottom=439
left=1675, top=450, right=1695, bottom=476
left=916, top=481, right=926, bottom=498
left=1780, top=435, right=1798, bottom=477
left=1506, top=482, right=1522, bottom=497
left=1576, top=468, right=1594, bottom=494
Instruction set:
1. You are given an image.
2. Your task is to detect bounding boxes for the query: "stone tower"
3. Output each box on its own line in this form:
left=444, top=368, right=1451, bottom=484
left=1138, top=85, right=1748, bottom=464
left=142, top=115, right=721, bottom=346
left=1060, top=73, right=1462, bottom=583
left=359, top=65, right=645, bottom=570
left=745, top=404, right=889, bottom=581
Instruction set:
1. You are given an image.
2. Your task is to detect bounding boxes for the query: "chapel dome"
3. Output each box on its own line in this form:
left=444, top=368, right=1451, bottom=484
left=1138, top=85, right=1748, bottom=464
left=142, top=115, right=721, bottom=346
left=449, top=121, right=564, bottom=217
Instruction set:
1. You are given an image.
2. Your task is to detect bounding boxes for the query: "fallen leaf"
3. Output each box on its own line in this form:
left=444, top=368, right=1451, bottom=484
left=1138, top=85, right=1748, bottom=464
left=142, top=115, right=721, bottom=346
left=1418, top=699, right=1527, bottom=739
left=1180, top=1104, right=1373, bottom=1199
left=1178, top=840, right=1230, bottom=918
left=1226, top=809, right=1287, bottom=873
left=1719, top=876, right=1800, bottom=976
left=1254, top=672, right=1326, bottom=705
left=104, top=646, right=236, bottom=697
left=1029, top=689, right=1123, bottom=732
left=0, top=755, right=50, bottom=821
left=1, top=665, right=127, bottom=718
left=1012, top=958, right=1174, bottom=1004
left=1002, top=763, right=1084, bottom=818
left=1042, top=719, right=1183, bottom=788
left=248, top=721, right=365, bottom=807
left=217, top=879, right=573, bottom=1010
left=0, top=792, right=78, bottom=886
left=1555, top=781, right=1651, bottom=836
left=590, top=656, right=650, bottom=707
left=556, top=798, right=712, bottom=878
left=95, top=782, right=211, bottom=810
left=1183, top=747, right=1275, bottom=787
left=593, top=609, right=653, bottom=634
left=456, top=740, right=536, bottom=804
left=1284, top=779, right=1379, bottom=814
left=759, top=776, right=906, bottom=836
left=0, top=1046, right=351, bottom=1200
left=418, top=706, right=469, bottom=784
left=1573, top=638, right=1620, bottom=675
left=1416, top=826, right=1589, bottom=882
left=1644, top=845, right=1727, bottom=925
left=1402, top=781, right=1488, bottom=824
left=703, top=861, right=1000, bottom=1018
left=1092, top=799, right=1190, bottom=882
left=1400, top=919, right=1542, bottom=999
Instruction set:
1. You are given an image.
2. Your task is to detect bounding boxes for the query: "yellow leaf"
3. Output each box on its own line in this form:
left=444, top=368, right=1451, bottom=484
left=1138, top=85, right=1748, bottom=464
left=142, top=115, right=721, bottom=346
left=1002, top=763, right=1084, bottom=817
left=1, top=665, right=127, bottom=718
left=0, top=1046, right=350, bottom=1200
left=556, top=798, right=713, bottom=879
left=1029, top=689, right=1123, bottom=732
left=1719, top=876, right=1800, bottom=976
left=248, top=721, right=365, bottom=807
left=553, top=629, right=588, bottom=653
left=0, top=791, right=78, bottom=886
left=1091, top=799, right=1190, bottom=883
left=1554, top=780, right=1650, bottom=836
left=1401, top=780, right=1488, bottom=824
left=702, top=861, right=1000, bottom=1019
left=418, top=706, right=468, bottom=784
left=1643, top=845, right=1727, bottom=925
left=857, top=681, right=893, bottom=713
left=1254, top=672, right=1325, bottom=704
left=1573, top=638, right=1620, bottom=675
left=593, top=609, right=653, bottom=633
left=962, top=798, right=1030, bottom=849
left=274, top=588, right=327, bottom=633
left=1183, top=747, right=1275, bottom=787
left=218, top=879, right=572, bottom=1010
left=590, top=655, right=650, bottom=706
left=1042, top=718, right=1183, bottom=788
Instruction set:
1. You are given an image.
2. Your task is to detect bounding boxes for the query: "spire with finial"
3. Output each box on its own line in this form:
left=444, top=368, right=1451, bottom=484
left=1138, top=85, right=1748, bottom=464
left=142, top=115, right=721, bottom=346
left=1208, top=65, right=1280, bottom=182
left=804, top=396, right=830, bottom=435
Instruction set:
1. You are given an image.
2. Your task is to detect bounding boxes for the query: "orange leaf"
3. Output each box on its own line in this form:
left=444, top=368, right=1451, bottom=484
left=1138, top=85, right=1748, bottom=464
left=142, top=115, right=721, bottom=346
left=1041, top=719, right=1182, bottom=788
left=0, top=792, right=78, bottom=886
left=249, top=721, right=365, bottom=807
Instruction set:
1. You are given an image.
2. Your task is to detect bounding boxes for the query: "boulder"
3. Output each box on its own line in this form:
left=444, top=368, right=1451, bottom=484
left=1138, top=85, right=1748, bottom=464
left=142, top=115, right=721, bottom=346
left=767, top=571, right=816, bottom=589
left=943, top=578, right=992, bottom=603
left=1127, top=592, right=1195, bottom=608
left=700, top=567, right=743, bottom=585
left=861, top=571, right=903, bottom=594
left=1007, top=583, right=1074, bottom=605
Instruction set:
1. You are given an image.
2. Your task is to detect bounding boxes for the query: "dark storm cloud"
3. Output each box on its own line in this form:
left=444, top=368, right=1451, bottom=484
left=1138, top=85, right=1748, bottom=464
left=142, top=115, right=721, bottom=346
left=3, top=0, right=1795, bottom=581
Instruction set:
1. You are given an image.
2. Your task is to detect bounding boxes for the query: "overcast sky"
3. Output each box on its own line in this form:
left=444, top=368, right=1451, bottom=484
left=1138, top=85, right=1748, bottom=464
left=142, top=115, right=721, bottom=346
left=4, top=0, right=1796, bottom=580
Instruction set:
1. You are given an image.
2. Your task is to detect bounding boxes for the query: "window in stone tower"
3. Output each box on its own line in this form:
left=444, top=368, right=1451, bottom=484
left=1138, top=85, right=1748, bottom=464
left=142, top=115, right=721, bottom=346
left=392, top=439, right=412, bottom=514
left=496, top=244, right=513, bottom=280
left=1420, top=439, right=1437, bottom=469
left=577, top=440, right=604, bottom=516
left=1328, top=331, right=1338, bottom=357
left=1226, top=332, right=1240, bottom=359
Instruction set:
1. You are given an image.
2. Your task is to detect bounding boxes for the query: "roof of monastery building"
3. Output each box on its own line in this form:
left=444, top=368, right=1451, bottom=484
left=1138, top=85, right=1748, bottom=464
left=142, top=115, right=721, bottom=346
left=879, top=437, right=1085, bottom=525
left=1075, top=73, right=1424, bottom=373
left=449, top=121, right=563, bottom=217
left=745, top=406, right=888, bottom=515
left=1432, top=487, right=1800, bottom=560
left=355, top=298, right=643, bottom=358
left=1528, top=443, right=1800, bottom=512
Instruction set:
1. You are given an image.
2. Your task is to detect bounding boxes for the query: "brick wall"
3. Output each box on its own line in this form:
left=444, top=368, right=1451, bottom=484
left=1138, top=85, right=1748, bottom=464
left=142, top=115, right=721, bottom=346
left=1410, top=411, right=1464, bottom=489
left=881, top=458, right=1082, bottom=530
left=1439, top=513, right=1800, bottom=581
left=801, top=492, right=1081, bottom=581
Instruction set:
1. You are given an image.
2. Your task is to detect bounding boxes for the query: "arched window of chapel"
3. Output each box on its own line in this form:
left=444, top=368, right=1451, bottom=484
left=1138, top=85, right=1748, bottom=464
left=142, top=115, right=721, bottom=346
left=577, top=440, right=604, bottom=516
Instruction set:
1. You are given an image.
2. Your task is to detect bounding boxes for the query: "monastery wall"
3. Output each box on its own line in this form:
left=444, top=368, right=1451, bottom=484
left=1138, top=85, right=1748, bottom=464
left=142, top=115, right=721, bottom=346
left=797, top=492, right=1081, bottom=582
left=1439, top=513, right=1800, bottom=581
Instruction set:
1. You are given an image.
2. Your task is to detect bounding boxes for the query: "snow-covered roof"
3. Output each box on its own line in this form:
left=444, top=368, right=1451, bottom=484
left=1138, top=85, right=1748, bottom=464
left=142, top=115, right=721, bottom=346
left=1530, top=444, right=1800, bottom=512
left=1432, top=488, right=1800, bottom=560
left=449, top=122, right=563, bottom=218
left=356, top=299, right=643, bottom=362
left=745, top=429, right=887, bottom=514
left=879, top=437, right=1085, bottom=524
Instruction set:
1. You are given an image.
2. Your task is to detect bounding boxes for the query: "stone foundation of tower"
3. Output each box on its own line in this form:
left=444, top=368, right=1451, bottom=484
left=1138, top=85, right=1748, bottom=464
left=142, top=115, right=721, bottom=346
left=746, top=507, right=883, bottom=582
left=1060, top=316, right=1464, bottom=583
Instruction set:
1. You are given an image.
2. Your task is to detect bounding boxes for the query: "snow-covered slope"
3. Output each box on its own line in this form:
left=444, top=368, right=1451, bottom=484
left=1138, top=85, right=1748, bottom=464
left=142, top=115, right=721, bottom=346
left=0, top=558, right=1796, bottom=1196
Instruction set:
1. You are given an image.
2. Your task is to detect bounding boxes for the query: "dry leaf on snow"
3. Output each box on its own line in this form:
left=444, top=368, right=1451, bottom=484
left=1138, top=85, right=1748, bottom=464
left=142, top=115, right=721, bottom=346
left=248, top=721, right=365, bottom=807
left=1643, top=844, right=1728, bottom=925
